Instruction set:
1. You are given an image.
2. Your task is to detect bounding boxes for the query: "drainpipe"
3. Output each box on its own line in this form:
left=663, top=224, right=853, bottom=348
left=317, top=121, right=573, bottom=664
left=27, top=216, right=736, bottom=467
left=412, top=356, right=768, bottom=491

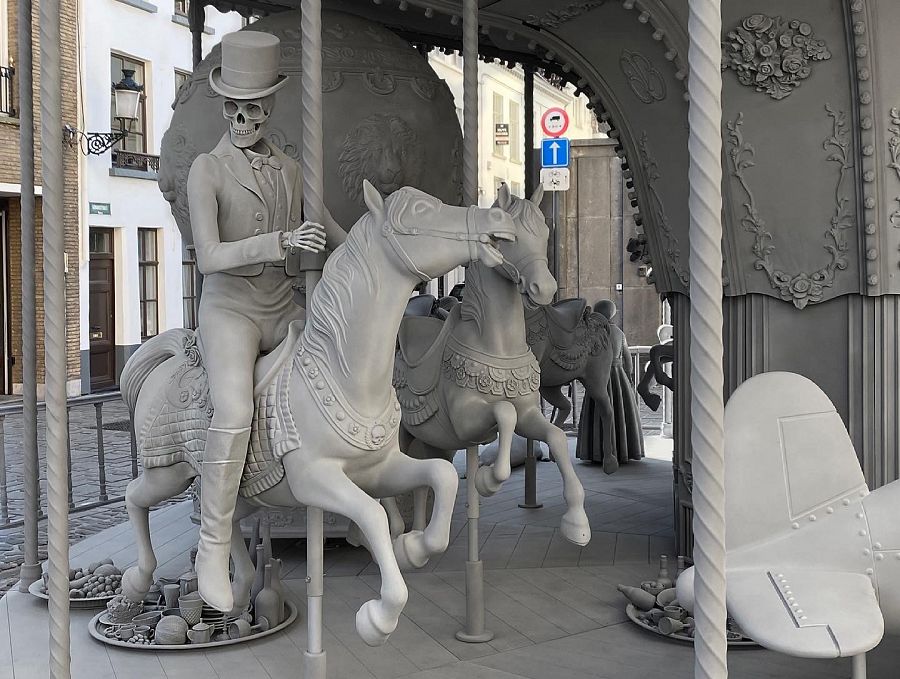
left=524, top=65, right=535, bottom=198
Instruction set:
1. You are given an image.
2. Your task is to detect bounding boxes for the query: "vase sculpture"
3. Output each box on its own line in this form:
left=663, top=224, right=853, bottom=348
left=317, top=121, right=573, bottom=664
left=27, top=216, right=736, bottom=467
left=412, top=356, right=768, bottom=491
left=268, top=558, right=286, bottom=624
left=656, top=555, right=673, bottom=589
left=618, top=584, right=657, bottom=611
left=254, top=563, right=283, bottom=627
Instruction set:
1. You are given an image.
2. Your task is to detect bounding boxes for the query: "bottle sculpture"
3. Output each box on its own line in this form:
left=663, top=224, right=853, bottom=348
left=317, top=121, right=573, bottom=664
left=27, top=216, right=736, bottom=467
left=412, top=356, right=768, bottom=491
left=254, top=563, right=284, bottom=627
left=656, top=555, right=674, bottom=589
left=250, top=544, right=266, bottom=605
left=617, top=584, right=657, bottom=611
left=269, top=557, right=286, bottom=623
left=248, top=517, right=261, bottom=568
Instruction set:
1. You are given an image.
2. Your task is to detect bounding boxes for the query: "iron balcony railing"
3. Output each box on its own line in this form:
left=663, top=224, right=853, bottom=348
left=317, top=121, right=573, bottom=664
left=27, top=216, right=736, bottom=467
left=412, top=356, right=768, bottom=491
left=0, top=66, right=15, bottom=117
left=0, top=391, right=139, bottom=530
left=111, top=149, right=160, bottom=174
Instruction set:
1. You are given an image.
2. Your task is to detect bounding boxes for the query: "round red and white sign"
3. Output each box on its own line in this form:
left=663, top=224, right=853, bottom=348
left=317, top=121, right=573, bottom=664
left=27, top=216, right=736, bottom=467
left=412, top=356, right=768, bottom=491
left=541, top=107, right=570, bottom=138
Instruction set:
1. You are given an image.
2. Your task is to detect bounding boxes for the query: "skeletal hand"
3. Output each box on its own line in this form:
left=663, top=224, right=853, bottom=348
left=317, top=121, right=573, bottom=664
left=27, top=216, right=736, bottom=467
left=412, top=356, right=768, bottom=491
left=281, top=221, right=327, bottom=253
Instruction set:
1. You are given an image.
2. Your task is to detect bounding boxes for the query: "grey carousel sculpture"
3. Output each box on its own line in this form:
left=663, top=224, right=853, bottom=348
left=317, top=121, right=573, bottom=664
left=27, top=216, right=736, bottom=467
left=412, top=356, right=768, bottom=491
left=576, top=300, right=645, bottom=467
left=393, top=185, right=590, bottom=642
left=524, top=296, right=619, bottom=472
left=114, top=31, right=519, bottom=648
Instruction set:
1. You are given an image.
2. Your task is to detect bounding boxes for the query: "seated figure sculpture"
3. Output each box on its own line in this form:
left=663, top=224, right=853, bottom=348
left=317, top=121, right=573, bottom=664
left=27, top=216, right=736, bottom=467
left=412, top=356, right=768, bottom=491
left=187, top=31, right=347, bottom=612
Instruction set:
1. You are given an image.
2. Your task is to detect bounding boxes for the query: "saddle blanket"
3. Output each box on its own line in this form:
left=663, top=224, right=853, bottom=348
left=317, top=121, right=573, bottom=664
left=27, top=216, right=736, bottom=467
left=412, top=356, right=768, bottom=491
left=140, top=349, right=300, bottom=499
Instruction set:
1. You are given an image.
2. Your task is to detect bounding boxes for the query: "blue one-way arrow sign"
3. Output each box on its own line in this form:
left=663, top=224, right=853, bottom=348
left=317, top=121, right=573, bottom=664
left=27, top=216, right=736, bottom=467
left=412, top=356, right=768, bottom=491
left=541, top=137, right=570, bottom=168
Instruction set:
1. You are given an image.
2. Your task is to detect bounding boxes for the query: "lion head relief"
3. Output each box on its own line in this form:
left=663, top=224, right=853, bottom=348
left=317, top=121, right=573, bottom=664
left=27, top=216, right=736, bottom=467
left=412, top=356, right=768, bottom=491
left=338, top=114, right=426, bottom=203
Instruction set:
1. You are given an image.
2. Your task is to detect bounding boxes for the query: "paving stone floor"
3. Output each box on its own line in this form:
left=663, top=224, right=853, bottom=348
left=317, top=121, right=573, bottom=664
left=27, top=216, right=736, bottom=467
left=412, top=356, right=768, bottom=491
left=3, top=434, right=898, bottom=678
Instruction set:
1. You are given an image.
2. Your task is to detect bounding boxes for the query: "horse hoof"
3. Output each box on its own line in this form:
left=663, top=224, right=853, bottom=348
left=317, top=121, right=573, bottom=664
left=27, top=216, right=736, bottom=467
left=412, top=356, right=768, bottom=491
left=560, top=510, right=591, bottom=547
left=356, top=600, right=394, bottom=647
left=474, top=466, right=502, bottom=497
left=394, top=530, right=429, bottom=571
left=603, top=455, right=619, bottom=475
left=121, top=566, right=152, bottom=603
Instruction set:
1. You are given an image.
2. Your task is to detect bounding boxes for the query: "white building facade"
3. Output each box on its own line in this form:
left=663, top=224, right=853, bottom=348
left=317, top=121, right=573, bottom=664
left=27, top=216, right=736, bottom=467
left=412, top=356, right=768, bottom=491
left=76, top=1, right=241, bottom=392
left=427, top=53, right=600, bottom=296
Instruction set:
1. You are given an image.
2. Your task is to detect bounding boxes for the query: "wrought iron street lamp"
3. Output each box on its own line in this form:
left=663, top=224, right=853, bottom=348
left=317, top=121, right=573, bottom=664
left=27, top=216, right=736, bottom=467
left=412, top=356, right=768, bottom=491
left=64, top=68, right=143, bottom=155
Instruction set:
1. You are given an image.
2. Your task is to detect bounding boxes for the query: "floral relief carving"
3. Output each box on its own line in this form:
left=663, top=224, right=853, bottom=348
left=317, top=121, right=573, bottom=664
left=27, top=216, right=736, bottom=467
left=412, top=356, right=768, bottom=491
left=888, top=108, right=900, bottom=228
left=524, top=2, right=606, bottom=30
left=727, top=106, right=854, bottom=310
left=637, top=133, right=689, bottom=287
left=723, top=15, right=831, bottom=100
left=619, top=50, right=666, bottom=104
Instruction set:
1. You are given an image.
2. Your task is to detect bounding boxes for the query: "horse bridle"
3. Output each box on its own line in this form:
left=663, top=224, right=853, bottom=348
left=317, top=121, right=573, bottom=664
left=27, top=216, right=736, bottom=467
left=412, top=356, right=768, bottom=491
left=381, top=205, right=509, bottom=283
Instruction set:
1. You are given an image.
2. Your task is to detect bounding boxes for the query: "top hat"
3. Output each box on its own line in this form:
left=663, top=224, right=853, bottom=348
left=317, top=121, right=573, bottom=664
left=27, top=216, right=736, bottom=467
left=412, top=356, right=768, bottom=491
left=209, top=31, right=288, bottom=100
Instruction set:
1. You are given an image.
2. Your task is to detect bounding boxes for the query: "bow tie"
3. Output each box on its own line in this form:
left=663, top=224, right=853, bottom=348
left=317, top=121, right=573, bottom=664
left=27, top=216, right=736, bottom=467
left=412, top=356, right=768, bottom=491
left=249, top=155, right=282, bottom=171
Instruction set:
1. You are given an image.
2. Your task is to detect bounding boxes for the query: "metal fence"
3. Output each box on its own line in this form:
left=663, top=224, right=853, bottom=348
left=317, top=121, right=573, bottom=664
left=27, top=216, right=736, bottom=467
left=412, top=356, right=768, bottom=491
left=0, top=391, right=137, bottom=530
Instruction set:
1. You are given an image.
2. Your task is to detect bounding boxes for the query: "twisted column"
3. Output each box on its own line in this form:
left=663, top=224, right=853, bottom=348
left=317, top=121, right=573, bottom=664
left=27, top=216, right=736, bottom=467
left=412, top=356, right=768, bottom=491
left=686, top=1, right=727, bottom=678
left=40, top=1, right=71, bottom=676
left=17, top=0, right=41, bottom=594
left=462, top=0, right=478, bottom=206
left=300, top=3, right=326, bottom=677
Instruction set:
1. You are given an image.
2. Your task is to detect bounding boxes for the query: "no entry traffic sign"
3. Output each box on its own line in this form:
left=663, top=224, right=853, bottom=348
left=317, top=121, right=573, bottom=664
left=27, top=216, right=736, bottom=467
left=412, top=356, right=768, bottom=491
left=540, top=107, right=569, bottom=138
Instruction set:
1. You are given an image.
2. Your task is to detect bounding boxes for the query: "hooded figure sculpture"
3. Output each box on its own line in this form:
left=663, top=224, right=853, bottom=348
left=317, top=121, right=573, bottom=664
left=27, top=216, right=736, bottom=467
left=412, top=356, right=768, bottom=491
left=187, top=31, right=346, bottom=612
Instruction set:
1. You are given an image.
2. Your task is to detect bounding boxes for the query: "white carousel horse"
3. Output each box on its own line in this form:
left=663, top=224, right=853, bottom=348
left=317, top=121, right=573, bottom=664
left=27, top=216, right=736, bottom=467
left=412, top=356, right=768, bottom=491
left=117, top=182, right=517, bottom=646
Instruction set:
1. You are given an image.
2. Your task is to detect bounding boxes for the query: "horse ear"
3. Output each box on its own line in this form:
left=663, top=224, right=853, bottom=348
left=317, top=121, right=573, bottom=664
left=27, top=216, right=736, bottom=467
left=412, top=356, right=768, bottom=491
left=363, top=179, right=385, bottom=220
left=529, top=184, right=545, bottom=206
left=497, top=183, right=512, bottom=210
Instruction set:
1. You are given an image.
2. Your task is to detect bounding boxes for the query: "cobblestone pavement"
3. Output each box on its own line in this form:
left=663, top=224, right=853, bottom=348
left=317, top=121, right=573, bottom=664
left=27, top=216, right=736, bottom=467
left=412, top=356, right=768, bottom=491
left=0, top=381, right=668, bottom=595
left=0, top=397, right=188, bottom=594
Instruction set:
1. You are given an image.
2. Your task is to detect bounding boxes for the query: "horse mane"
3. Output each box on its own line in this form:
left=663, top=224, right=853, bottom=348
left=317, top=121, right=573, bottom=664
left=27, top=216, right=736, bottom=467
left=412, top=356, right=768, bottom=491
left=459, top=261, right=489, bottom=333
left=303, top=212, right=380, bottom=380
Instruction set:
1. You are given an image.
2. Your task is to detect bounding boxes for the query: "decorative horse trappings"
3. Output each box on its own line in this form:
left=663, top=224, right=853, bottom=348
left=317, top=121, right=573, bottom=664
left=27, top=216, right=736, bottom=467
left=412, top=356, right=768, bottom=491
left=117, top=183, right=517, bottom=646
left=394, top=186, right=591, bottom=546
left=525, top=299, right=619, bottom=473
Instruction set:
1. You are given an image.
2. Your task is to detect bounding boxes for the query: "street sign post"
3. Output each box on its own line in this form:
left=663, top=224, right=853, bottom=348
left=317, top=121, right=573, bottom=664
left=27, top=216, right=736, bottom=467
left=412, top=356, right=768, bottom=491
left=541, top=137, right=570, bottom=168
left=540, top=107, right=569, bottom=138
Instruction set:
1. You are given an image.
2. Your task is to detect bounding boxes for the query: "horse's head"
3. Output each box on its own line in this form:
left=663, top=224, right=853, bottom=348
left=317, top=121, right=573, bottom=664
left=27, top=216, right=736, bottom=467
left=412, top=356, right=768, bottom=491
left=362, top=180, right=516, bottom=282
left=493, top=184, right=558, bottom=307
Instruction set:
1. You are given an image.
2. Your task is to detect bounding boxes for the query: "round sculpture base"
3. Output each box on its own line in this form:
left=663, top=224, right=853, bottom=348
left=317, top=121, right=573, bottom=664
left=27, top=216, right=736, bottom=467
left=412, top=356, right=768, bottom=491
left=625, top=604, right=757, bottom=647
left=454, top=629, right=494, bottom=643
left=88, top=601, right=298, bottom=650
left=517, top=502, right=543, bottom=509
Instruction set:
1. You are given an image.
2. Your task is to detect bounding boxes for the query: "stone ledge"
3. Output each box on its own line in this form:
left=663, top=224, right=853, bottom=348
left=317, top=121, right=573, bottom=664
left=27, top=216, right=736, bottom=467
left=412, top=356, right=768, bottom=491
left=0, top=115, right=20, bottom=127
left=108, top=167, right=158, bottom=181
left=171, top=12, right=215, bottom=34
left=113, top=0, right=158, bottom=14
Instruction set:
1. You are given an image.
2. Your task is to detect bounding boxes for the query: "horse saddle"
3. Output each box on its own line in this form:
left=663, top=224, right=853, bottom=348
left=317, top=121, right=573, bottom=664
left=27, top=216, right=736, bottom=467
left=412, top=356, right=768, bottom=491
left=545, top=298, right=588, bottom=349
left=404, top=294, right=438, bottom=318
left=393, top=305, right=460, bottom=425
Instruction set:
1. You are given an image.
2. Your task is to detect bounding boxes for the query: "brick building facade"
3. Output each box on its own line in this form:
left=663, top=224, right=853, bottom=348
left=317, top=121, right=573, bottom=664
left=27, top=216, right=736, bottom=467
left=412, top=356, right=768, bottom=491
left=1, top=0, right=81, bottom=395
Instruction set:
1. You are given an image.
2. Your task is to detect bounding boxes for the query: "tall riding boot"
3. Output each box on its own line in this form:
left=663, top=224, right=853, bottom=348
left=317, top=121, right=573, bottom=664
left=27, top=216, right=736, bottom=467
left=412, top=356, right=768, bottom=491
left=195, top=426, right=251, bottom=612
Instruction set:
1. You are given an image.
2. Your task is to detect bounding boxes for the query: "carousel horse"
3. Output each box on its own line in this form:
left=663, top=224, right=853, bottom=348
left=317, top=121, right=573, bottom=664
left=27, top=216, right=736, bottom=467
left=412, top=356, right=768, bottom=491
left=117, top=182, right=517, bottom=646
left=394, top=185, right=591, bottom=546
left=636, top=324, right=674, bottom=411
left=525, top=299, right=619, bottom=473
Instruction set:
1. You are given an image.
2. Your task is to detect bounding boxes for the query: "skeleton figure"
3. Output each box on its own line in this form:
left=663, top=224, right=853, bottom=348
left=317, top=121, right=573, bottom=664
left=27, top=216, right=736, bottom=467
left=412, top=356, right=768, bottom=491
left=187, top=31, right=346, bottom=613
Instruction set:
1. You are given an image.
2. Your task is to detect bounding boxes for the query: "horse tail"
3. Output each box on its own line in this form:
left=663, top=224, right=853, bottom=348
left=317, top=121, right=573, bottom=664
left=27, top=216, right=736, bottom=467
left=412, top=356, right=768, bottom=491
left=120, top=328, right=192, bottom=414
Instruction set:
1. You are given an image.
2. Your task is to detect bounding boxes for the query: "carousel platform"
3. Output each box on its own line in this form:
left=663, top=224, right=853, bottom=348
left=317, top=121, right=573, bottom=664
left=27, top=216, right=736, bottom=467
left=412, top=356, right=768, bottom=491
left=2, top=439, right=899, bottom=678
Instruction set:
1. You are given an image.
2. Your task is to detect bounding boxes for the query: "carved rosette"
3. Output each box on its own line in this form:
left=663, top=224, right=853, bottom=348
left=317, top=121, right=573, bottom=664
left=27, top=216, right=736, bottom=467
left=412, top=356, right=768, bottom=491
left=722, top=15, right=831, bottom=100
left=523, top=2, right=606, bottom=29
left=727, top=108, right=853, bottom=309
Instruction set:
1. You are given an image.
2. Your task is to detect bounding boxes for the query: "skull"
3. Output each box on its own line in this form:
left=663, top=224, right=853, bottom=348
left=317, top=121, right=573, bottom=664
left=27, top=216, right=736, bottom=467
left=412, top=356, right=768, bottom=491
left=223, top=94, right=274, bottom=149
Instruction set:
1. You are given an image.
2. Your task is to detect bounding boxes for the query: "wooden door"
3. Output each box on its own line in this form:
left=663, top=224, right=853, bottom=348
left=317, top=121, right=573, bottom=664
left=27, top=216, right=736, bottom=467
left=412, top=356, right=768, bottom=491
left=89, top=229, right=116, bottom=390
left=0, top=205, right=9, bottom=394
